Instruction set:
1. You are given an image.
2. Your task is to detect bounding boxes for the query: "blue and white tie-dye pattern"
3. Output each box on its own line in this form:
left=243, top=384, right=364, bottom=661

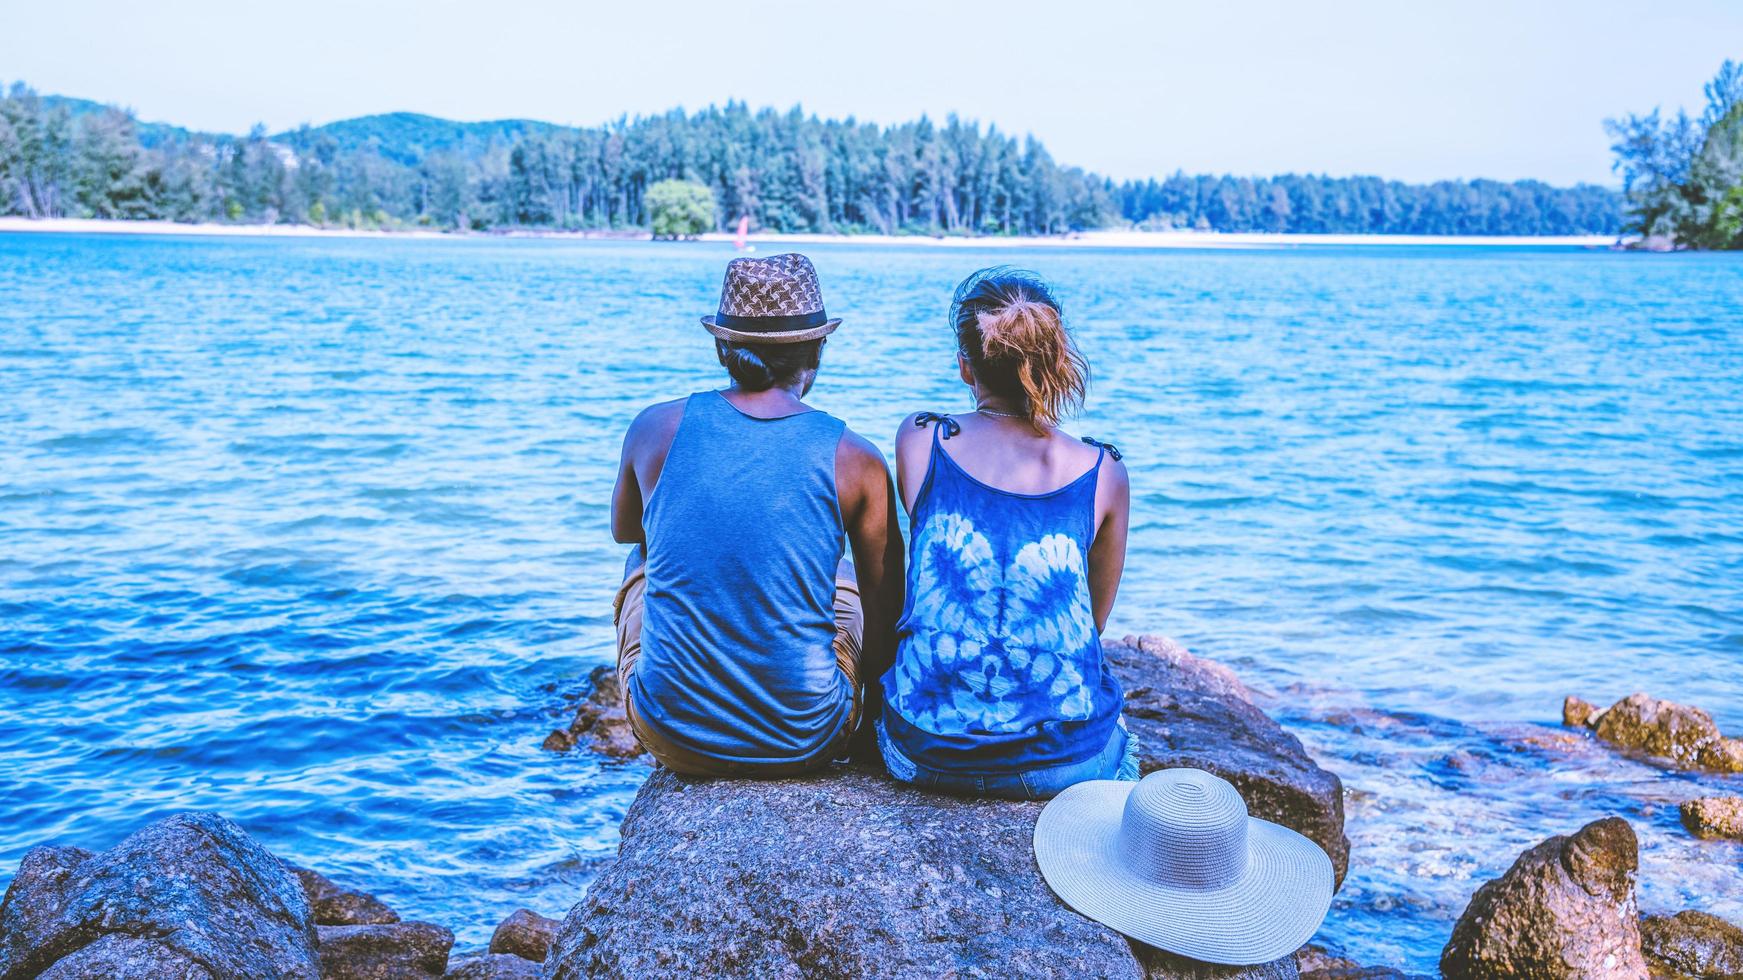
left=880, top=423, right=1123, bottom=774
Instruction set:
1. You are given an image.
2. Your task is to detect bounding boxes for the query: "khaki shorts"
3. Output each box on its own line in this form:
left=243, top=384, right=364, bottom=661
left=613, top=562, right=864, bottom=776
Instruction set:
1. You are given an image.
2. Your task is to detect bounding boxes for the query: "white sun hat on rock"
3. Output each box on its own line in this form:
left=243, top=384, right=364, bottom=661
left=1033, top=767, right=1334, bottom=966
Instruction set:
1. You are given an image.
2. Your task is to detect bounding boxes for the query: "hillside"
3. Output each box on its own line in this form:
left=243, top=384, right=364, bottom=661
left=272, top=112, right=569, bottom=165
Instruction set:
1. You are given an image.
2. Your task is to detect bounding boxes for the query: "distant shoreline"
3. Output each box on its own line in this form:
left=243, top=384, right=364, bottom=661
left=0, top=217, right=1619, bottom=249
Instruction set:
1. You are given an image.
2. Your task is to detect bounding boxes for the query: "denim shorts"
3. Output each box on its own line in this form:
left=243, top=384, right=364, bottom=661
left=877, top=716, right=1141, bottom=801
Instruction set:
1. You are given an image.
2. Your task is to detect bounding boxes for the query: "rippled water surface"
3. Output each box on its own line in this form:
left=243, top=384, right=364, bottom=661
left=2, top=232, right=1740, bottom=970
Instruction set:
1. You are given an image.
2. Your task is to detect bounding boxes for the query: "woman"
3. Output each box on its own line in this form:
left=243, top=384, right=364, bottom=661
left=877, top=267, right=1134, bottom=800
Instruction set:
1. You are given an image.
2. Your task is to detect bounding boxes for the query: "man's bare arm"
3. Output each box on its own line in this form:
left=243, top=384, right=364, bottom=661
left=610, top=401, right=685, bottom=545
left=839, top=430, right=904, bottom=720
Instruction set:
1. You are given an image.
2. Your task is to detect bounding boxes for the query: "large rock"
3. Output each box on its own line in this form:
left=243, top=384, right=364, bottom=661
left=315, top=921, right=452, bottom=979
left=0, top=811, right=319, bottom=979
left=1640, top=910, right=1743, bottom=979
left=1440, top=816, right=1648, bottom=978
left=1108, top=635, right=1350, bottom=885
left=288, top=865, right=399, bottom=926
left=547, top=764, right=1298, bottom=979
left=543, top=665, right=644, bottom=758
left=1564, top=692, right=1743, bottom=773
left=488, top=908, right=557, bottom=962
left=1680, top=796, right=1743, bottom=842
left=545, top=636, right=1346, bottom=979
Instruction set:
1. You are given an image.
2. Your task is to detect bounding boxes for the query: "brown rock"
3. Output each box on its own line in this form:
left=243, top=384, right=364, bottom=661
left=288, top=865, right=399, bottom=926
left=488, top=908, right=558, bottom=963
left=1440, top=816, right=1648, bottom=978
left=1581, top=692, right=1743, bottom=773
left=316, top=921, right=452, bottom=979
left=1109, top=634, right=1351, bottom=887
left=1133, top=945, right=1299, bottom=978
left=1563, top=695, right=1601, bottom=728
left=1296, top=944, right=1423, bottom=979
left=1680, top=796, right=1743, bottom=841
left=544, top=665, right=644, bottom=759
left=1640, top=910, right=1743, bottom=979
left=443, top=953, right=541, bottom=979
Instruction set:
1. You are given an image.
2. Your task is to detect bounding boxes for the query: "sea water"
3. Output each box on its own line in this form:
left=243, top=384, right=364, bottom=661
left=1, top=233, right=1739, bottom=971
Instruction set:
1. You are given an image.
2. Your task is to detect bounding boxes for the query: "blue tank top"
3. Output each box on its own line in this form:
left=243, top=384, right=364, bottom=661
left=880, top=418, right=1124, bottom=773
left=629, top=391, right=851, bottom=766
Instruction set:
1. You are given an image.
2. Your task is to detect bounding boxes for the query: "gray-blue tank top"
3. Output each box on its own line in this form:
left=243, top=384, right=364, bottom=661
left=629, top=391, right=850, bottom=766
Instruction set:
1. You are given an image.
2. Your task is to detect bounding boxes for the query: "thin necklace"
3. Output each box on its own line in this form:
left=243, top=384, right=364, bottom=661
left=974, top=406, right=1025, bottom=419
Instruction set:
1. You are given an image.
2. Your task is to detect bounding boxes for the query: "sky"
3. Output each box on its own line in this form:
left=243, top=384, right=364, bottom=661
left=3, top=0, right=1738, bottom=187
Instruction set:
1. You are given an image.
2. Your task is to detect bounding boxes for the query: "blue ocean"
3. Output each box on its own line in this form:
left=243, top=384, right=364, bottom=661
left=1, top=232, right=1739, bottom=972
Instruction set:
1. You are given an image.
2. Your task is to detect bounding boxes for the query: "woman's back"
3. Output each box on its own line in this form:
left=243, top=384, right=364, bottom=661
left=880, top=413, right=1124, bottom=773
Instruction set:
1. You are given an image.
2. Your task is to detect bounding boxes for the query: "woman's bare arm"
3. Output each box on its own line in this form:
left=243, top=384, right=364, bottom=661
left=1087, top=457, right=1130, bottom=633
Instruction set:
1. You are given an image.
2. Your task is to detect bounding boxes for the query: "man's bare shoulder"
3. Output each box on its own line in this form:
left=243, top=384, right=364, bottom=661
left=837, top=425, right=892, bottom=481
left=626, top=397, right=687, bottom=440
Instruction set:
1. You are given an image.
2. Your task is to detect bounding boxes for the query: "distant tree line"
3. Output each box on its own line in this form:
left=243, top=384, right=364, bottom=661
left=1607, top=59, right=1743, bottom=249
left=0, top=82, right=1622, bottom=237
left=1116, top=173, right=1618, bottom=236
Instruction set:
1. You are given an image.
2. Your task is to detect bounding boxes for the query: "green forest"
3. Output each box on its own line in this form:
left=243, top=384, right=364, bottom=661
left=0, top=81, right=1623, bottom=237
left=1607, top=59, right=1743, bottom=249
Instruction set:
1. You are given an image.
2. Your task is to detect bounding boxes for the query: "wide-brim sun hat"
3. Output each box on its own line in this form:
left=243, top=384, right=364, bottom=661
left=701, top=252, right=841, bottom=344
left=1033, top=767, right=1333, bottom=966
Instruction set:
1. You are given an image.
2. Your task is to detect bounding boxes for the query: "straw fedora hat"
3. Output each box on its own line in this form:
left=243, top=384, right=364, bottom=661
left=1033, top=767, right=1333, bottom=966
left=701, top=252, right=841, bottom=344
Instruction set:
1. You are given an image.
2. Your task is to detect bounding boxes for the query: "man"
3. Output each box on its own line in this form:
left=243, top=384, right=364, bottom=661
left=609, top=253, right=902, bottom=775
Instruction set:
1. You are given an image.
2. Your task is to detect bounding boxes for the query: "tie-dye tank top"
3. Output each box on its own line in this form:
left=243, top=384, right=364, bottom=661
left=879, top=417, right=1124, bottom=773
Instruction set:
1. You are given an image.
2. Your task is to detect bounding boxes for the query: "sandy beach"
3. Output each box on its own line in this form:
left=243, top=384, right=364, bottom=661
left=0, top=217, right=1618, bottom=249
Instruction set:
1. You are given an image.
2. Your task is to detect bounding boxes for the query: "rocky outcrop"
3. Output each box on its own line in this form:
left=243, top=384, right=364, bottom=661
left=1680, top=796, right=1743, bottom=842
left=1440, top=816, right=1648, bottom=978
left=1641, top=911, right=1743, bottom=979
left=315, top=922, right=452, bottom=979
left=0, top=812, right=320, bottom=979
left=543, top=665, right=643, bottom=758
left=488, top=908, right=557, bottom=962
left=1109, top=635, right=1350, bottom=886
left=545, top=635, right=1346, bottom=979
left=1563, top=692, right=1743, bottom=773
left=288, top=865, right=400, bottom=926
left=547, top=764, right=1299, bottom=979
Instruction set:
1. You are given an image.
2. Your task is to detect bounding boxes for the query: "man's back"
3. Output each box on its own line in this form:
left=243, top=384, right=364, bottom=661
left=629, top=391, right=852, bottom=764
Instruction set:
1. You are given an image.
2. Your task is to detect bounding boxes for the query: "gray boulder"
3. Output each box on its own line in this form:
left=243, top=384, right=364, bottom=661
left=546, top=765, right=1298, bottom=979
left=0, top=811, right=319, bottom=979
left=315, top=921, right=452, bottom=978
left=545, top=636, right=1346, bottom=979
left=1109, top=635, right=1350, bottom=886
left=1640, top=910, right=1743, bottom=978
left=1440, top=816, right=1648, bottom=978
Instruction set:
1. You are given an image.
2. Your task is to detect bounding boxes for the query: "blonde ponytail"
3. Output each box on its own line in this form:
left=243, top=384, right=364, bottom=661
left=953, top=270, right=1088, bottom=432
